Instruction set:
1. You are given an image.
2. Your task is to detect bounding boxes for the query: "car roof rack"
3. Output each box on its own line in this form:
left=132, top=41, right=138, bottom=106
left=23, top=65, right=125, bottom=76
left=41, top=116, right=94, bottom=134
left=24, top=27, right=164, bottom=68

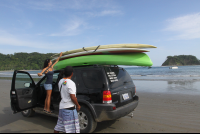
left=110, top=65, right=119, bottom=68
left=60, top=64, right=120, bottom=69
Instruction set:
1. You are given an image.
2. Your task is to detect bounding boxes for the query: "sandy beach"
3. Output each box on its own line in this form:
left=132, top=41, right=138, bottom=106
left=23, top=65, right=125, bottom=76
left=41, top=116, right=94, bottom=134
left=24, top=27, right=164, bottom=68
left=0, top=79, right=200, bottom=133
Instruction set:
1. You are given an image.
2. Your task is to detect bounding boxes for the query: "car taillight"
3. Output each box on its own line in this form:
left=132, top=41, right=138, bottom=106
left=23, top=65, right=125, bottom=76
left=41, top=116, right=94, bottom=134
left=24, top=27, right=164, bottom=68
left=103, top=91, right=112, bottom=104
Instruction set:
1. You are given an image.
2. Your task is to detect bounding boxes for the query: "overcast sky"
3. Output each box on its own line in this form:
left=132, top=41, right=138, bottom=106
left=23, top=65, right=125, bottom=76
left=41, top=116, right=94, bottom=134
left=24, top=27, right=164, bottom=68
left=0, top=0, right=200, bottom=66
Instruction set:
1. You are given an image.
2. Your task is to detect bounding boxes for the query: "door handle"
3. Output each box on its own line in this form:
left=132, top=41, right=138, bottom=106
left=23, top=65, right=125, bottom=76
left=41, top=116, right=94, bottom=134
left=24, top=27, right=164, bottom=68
left=22, top=89, right=32, bottom=95
left=25, top=90, right=30, bottom=94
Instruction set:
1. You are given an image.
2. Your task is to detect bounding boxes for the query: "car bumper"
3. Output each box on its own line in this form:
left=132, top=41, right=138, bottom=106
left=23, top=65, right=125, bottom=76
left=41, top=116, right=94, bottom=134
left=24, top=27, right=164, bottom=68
left=92, top=95, right=139, bottom=122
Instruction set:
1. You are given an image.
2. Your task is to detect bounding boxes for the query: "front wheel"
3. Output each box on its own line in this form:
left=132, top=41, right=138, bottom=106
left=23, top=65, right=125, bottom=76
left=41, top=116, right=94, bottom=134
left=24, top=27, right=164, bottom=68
left=78, top=106, right=97, bottom=133
left=21, top=109, right=35, bottom=117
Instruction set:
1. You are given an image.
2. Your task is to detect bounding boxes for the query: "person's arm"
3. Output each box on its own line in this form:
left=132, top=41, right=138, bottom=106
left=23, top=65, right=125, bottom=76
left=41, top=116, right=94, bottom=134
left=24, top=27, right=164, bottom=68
left=70, top=94, right=81, bottom=111
left=52, top=52, right=63, bottom=68
left=37, top=68, right=47, bottom=76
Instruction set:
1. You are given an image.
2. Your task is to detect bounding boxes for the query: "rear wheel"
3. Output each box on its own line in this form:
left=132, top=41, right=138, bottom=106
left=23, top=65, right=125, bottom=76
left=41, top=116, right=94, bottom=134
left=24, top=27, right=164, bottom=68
left=21, top=109, right=35, bottom=117
left=78, top=106, right=97, bottom=133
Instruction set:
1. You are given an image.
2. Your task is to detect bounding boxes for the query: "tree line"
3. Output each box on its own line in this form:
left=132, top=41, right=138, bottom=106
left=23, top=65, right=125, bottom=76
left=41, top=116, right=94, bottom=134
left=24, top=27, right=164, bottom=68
left=0, top=52, right=55, bottom=70
left=162, top=55, right=200, bottom=66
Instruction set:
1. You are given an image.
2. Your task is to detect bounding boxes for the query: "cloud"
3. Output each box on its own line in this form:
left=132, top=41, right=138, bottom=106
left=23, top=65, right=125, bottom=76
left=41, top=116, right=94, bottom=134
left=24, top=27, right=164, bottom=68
left=85, top=10, right=123, bottom=17
left=0, top=36, right=54, bottom=49
left=49, top=9, right=123, bottom=37
left=49, top=18, right=87, bottom=36
left=27, top=0, right=62, bottom=11
left=0, top=30, right=68, bottom=50
left=1, top=0, right=120, bottom=12
left=99, top=10, right=123, bottom=16
left=164, top=13, right=200, bottom=40
left=24, top=0, right=123, bottom=18
left=23, top=0, right=119, bottom=11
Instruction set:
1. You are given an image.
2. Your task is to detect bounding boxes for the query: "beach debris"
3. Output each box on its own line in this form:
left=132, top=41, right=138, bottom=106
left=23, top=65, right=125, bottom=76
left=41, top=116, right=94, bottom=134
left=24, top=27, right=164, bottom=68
left=126, top=112, right=134, bottom=118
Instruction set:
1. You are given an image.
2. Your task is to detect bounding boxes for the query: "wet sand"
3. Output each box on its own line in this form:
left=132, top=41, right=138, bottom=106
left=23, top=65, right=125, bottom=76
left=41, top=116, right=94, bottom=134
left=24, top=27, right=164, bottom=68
left=0, top=80, right=200, bottom=133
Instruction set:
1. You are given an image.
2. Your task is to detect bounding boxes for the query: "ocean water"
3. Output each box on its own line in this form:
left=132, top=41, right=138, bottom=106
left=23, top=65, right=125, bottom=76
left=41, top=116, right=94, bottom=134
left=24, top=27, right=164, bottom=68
left=0, top=70, right=41, bottom=78
left=124, top=66, right=200, bottom=95
left=1, top=66, right=200, bottom=94
left=125, top=66, right=200, bottom=81
left=1, top=66, right=200, bottom=80
left=125, top=66, right=200, bottom=76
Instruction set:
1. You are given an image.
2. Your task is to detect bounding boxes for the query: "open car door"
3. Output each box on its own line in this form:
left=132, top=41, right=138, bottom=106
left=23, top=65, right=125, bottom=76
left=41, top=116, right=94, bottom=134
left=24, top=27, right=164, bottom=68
left=10, top=71, right=37, bottom=114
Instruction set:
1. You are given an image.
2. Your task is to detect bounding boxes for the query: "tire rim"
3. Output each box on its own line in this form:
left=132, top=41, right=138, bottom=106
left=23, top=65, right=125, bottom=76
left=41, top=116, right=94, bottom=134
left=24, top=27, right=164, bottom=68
left=22, top=110, right=29, bottom=114
left=78, top=111, right=88, bottom=130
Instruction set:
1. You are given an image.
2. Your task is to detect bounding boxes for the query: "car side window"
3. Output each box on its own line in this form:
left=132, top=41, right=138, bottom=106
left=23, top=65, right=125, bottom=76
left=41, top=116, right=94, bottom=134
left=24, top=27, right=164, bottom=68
left=57, top=71, right=76, bottom=83
left=53, top=73, right=59, bottom=83
left=81, top=70, right=104, bottom=89
left=41, top=77, right=47, bottom=85
left=15, top=73, right=34, bottom=89
left=71, top=74, right=76, bottom=82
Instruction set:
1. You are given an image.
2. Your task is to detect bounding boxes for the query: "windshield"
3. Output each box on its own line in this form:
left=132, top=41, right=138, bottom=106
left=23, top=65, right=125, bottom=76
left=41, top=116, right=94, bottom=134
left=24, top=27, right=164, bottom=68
left=104, top=66, right=133, bottom=89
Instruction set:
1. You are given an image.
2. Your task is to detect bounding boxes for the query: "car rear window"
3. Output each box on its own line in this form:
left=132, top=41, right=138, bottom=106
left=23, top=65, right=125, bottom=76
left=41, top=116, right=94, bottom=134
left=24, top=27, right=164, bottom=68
left=81, top=70, right=104, bottom=89
left=104, top=67, right=133, bottom=89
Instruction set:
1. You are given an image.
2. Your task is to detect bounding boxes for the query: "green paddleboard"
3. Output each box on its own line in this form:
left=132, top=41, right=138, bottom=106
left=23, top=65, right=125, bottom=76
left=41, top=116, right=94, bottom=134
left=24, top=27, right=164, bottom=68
left=54, top=53, right=153, bottom=70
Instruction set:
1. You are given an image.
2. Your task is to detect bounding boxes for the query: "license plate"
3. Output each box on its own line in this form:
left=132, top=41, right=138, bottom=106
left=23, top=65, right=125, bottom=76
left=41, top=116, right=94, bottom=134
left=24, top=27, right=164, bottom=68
left=122, top=93, right=129, bottom=100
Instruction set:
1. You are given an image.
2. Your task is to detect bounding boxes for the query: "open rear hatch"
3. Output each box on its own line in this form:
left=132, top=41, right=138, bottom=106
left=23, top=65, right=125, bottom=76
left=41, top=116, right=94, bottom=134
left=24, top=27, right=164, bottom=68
left=104, top=66, right=136, bottom=108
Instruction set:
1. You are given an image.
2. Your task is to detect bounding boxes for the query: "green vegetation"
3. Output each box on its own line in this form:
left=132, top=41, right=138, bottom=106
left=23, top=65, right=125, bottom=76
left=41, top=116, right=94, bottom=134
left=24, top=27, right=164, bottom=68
left=162, top=55, right=200, bottom=66
left=0, top=52, right=55, bottom=70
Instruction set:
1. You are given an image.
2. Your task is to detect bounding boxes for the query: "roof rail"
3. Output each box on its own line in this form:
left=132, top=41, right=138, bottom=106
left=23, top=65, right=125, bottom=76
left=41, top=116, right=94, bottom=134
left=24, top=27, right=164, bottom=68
left=93, top=64, right=100, bottom=68
left=110, top=65, right=119, bottom=68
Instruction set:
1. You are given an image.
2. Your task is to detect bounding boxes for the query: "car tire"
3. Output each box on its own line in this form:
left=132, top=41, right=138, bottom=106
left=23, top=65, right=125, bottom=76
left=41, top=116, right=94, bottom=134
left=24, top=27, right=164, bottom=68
left=78, top=106, right=97, bottom=133
left=21, top=109, right=35, bottom=117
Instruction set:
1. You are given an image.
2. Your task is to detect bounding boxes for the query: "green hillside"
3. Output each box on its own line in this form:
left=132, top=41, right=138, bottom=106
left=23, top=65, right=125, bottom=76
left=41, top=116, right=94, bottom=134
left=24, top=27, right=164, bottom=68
left=0, top=52, right=55, bottom=70
left=162, top=55, right=200, bottom=66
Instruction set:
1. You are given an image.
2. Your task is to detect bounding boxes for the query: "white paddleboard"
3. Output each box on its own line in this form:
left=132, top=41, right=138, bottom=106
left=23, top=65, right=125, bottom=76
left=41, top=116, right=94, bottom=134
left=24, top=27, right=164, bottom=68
left=52, top=48, right=150, bottom=61
left=51, top=43, right=157, bottom=59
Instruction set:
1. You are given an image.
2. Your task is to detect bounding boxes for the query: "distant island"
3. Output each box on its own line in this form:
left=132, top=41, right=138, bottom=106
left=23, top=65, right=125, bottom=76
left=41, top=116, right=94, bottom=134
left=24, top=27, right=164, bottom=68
left=0, top=52, right=55, bottom=71
left=162, top=55, right=200, bottom=66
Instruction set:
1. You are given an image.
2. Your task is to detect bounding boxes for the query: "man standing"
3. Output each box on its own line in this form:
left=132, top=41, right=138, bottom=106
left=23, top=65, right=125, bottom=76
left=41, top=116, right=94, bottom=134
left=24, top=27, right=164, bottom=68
left=54, top=66, right=81, bottom=133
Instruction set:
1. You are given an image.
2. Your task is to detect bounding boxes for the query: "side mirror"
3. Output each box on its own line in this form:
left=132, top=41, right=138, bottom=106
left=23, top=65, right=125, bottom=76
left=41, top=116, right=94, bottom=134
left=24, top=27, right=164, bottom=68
left=24, top=83, right=31, bottom=88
